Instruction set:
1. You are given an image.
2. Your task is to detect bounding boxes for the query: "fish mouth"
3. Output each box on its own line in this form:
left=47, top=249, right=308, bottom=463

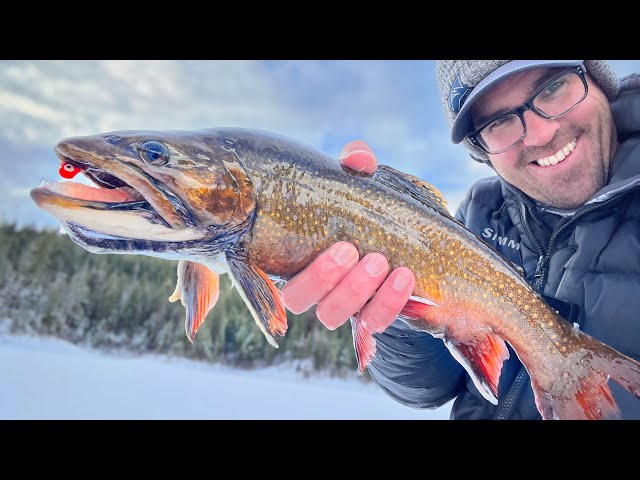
left=30, top=142, right=201, bottom=243
left=32, top=153, right=159, bottom=219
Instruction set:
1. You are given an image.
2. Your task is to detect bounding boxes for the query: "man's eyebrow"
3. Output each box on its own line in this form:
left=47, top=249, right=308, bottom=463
left=472, top=69, right=566, bottom=129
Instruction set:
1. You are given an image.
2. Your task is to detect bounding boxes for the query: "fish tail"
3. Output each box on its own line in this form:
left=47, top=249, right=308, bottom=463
left=350, top=316, right=376, bottom=373
left=533, top=339, right=640, bottom=420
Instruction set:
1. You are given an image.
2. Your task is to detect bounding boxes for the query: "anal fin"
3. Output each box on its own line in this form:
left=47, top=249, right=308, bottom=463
left=444, top=333, right=510, bottom=405
left=350, top=315, right=376, bottom=373
left=398, top=297, right=510, bottom=405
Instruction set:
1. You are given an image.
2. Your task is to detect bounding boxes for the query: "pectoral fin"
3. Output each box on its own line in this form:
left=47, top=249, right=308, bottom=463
left=169, top=260, right=220, bottom=343
left=226, top=255, right=288, bottom=348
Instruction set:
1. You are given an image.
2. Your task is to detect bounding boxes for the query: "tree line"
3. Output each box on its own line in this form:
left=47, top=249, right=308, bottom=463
left=0, top=223, right=364, bottom=376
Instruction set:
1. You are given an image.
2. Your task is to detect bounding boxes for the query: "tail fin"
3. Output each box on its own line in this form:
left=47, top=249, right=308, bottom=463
left=533, top=339, right=640, bottom=420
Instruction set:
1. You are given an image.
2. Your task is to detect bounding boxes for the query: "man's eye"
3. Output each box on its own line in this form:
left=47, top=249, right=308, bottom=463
left=541, top=80, right=567, bottom=99
left=487, top=115, right=516, bottom=132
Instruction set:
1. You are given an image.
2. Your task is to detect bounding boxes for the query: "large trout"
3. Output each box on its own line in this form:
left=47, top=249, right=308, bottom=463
left=30, top=128, right=640, bottom=420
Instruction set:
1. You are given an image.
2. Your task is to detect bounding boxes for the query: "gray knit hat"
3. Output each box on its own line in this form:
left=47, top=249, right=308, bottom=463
left=435, top=60, right=621, bottom=163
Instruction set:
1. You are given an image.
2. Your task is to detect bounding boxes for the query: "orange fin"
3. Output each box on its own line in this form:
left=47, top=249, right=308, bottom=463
left=226, top=255, right=287, bottom=348
left=399, top=297, right=509, bottom=405
left=533, top=338, right=640, bottom=420
left=534, top=370, right=620, bottom=420
left=350, top=296, right=438, bottom=373
left=169, top=260, right=220, bottom=343
left=444, top=333, right=510, bottom=405
left=350, top=316, right=377, bottom=372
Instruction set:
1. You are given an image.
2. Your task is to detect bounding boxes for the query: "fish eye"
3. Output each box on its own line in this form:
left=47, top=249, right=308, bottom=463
left=137, top=141, right=169, bottom=166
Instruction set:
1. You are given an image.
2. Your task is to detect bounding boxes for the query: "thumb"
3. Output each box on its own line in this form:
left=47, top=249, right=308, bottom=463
left=338, top=140, right=378, bottom=174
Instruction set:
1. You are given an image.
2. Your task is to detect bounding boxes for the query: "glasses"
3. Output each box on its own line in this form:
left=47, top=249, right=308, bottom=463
left=467, top=65, right=588, bottom=154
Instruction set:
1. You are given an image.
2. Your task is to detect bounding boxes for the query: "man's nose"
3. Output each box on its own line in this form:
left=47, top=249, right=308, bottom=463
left=521, top=110, right=560, bottom=147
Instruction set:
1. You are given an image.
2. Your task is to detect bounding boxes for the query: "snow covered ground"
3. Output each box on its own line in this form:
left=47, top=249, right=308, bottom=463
left=0, top=334, right=452, bottom=419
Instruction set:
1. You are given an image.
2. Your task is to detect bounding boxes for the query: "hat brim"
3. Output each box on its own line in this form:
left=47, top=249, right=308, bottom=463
left=450, top=60, right=584, bottom=144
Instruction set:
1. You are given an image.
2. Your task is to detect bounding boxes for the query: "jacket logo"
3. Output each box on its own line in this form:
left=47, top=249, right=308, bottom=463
left=482, top=228, right=520, bottom=250
left=448, top=75, right=472, bottom=114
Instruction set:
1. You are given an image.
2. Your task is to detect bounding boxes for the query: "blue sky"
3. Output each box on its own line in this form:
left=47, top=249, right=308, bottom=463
left=2, top=60, right=639, bottom=228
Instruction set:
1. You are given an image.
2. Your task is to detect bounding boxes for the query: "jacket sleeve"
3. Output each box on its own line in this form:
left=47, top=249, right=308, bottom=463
left=365, top=188, right=479, bottom=409
left=367, top=321, right=466, bottom=409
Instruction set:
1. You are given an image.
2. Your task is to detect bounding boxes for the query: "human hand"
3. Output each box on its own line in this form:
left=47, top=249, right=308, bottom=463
left=280, top=140, right=416, bottom=339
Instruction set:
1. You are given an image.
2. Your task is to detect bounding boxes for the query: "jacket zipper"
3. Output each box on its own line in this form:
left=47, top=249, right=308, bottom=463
left=496, top=368, right=528, bottom=420
left=518, top=201, right=546, bottom=290
left=495, top=192, right=629, bottom=420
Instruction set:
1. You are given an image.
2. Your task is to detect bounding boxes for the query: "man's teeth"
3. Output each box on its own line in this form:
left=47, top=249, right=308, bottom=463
left=535, top=139, right=576, bottom=167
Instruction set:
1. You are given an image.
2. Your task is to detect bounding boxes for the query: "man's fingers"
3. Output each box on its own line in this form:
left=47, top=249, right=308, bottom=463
left=339, top=140, right=378, bottom=174
left=357, top=267, right=416, bottom=334
left=280, top=242, right=359, bottom=314
left=315, top=253, right=389, bottom=330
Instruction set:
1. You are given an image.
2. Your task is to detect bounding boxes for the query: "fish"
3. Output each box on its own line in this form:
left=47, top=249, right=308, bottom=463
left=30, top=127, right=640, bottom=420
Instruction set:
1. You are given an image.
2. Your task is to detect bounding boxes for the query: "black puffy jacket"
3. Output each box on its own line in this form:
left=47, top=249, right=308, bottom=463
left=367, top=74, right=640, bottom=420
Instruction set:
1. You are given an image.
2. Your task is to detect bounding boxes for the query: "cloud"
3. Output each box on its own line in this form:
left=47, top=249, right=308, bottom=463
left=3, top=60, right=637, bottom=228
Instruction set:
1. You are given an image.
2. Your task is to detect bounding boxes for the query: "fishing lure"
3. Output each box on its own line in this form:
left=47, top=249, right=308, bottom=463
left=59, top=162, right=82, bottom=179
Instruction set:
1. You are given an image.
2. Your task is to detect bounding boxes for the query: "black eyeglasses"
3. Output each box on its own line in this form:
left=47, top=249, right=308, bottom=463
left=467, top=65, right=588, bottom=155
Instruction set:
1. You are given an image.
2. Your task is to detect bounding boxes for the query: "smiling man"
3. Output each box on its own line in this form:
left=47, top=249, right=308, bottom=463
left=281, top=60, right=640, bottom=419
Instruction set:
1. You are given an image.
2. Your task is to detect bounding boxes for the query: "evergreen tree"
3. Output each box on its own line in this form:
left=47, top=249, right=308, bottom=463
left=1, top=223, right=364, bottom=377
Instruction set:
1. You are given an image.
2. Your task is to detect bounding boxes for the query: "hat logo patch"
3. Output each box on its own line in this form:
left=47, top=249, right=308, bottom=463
left=448, top=75, right=472, bottom=114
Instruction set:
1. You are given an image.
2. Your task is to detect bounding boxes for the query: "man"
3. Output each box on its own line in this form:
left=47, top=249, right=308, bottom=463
left=281, top=60, right=640, bottom=419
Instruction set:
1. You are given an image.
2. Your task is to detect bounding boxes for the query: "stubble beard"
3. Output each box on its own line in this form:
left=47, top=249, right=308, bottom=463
left=517, top=117, right=611, bottom=209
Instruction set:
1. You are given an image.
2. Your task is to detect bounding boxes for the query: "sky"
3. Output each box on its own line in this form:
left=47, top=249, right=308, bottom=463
left=3, top=60, right=637, bottom=229
left=0, top=333, right=452, bottom=419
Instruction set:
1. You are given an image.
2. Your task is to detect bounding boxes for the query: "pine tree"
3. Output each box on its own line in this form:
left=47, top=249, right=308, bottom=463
left=1, top=223, right=364, bottom=376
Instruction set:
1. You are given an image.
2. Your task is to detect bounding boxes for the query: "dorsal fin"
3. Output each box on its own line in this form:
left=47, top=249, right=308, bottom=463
left=373, top=165, right=451, bottom=218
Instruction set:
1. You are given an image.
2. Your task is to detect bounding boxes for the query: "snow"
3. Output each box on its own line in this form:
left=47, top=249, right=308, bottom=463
left=0, top=335, right=452, bottom=420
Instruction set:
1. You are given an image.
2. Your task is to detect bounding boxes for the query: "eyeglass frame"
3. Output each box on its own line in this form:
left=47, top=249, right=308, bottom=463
left=466, top=64, right=589, bottom=155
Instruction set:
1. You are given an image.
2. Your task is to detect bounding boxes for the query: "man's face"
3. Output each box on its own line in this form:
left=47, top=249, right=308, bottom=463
left=469, top=67, right=618, bottom=209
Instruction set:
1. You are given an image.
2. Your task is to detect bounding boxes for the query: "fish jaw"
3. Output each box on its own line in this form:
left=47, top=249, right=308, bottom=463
left=57, top=139, right=190, bottom=229
left=30, top=185, right=203, bottom=244
left=30, top=131, right=260, bottom=254
left=31, top=136, right=201, bottom=247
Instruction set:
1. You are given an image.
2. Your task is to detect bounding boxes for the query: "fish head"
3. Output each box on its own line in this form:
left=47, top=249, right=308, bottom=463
left=30, top=130, right=256, bottom=256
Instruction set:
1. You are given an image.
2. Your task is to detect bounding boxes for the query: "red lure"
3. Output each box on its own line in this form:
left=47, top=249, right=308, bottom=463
left=59, top=162, right=82, bottom=179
